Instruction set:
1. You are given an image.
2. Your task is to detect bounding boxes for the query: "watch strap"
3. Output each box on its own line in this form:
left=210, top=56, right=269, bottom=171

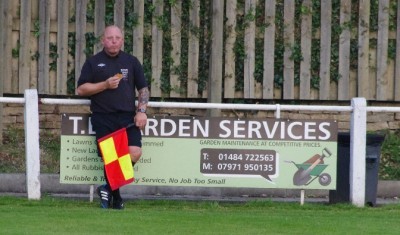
left=137, top=108, right=146, bottom=113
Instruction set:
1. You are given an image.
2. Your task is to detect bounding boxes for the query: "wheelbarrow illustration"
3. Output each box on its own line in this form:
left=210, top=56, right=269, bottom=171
left=286, top=148, right=332, bottom=186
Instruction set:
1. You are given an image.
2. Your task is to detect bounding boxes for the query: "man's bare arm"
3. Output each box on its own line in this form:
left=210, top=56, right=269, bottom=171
left=137, top=87, right=149, bottom=110
left=76, top=76, right=121, bottom=96
left=76, top=82, right=108, bottom=96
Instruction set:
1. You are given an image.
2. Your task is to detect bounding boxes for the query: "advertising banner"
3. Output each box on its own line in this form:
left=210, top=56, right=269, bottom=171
left=60, top=114, right=338, bottom=189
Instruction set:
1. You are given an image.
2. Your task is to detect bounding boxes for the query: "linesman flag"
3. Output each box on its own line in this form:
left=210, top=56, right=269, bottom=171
left=98, top=127, right=134, bottom=190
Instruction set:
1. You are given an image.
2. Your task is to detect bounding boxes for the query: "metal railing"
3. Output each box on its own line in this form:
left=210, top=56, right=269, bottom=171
left=3, top=89, right=399, bottom=207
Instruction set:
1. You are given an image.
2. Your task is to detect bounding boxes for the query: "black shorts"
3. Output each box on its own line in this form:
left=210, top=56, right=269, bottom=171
left=91, top=112, right=142, bottom=157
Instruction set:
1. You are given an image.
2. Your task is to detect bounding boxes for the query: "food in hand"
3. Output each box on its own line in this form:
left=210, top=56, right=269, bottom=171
left=115, top=73, right=123, bottom=79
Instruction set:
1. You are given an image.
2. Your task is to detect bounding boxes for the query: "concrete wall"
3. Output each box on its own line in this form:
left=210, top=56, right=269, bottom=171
left=3, top=101, right=400, bottom=136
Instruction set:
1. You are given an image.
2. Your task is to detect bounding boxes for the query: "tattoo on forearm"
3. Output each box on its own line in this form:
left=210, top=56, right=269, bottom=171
left=138, top=87, right=149, bottom=106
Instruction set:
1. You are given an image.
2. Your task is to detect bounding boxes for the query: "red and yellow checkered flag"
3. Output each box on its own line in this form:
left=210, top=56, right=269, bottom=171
left=98, top=127, right=134, bottom=190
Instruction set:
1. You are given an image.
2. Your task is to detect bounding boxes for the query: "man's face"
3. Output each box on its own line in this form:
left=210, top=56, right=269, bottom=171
left=102, top=26, right=124, bottom=57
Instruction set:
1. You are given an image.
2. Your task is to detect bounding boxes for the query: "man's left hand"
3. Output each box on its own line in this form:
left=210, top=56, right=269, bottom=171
left=134, top=112, right=147, bottom=129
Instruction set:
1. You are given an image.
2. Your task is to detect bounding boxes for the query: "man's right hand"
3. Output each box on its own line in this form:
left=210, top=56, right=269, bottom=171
left=106, top=75, right=121, bottom=89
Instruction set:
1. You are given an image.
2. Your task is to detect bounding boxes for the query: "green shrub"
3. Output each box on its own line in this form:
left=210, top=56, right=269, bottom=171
left=379, top=130, right=400, bottom=180
left=0, top=127, right=60, bottom=173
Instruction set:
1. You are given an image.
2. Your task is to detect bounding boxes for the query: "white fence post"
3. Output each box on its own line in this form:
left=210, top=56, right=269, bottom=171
left=24, top=89, right=41, bottom=200
left=350, top=97, right=367, bottom=206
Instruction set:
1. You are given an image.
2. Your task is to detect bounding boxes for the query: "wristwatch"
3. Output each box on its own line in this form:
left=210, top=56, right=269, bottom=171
left=137, top=108, right=146, bottom=113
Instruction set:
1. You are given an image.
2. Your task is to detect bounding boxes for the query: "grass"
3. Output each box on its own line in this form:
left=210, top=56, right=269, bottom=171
left=0, top=196, right=400, bottom=235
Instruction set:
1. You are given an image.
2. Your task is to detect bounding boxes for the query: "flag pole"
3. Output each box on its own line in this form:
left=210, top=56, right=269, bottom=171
left=126, top=122, right=136, bottom=129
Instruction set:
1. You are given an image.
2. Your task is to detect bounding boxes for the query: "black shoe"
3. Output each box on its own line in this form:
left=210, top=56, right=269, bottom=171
left=112, top=199, right=124, bottom=210
left=96, top=185, right=111, bottom=209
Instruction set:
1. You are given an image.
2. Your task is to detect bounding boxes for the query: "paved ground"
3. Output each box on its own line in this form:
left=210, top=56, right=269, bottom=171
left=1, top=173, right=399, bottom=207
left=1, top=191, right=398, bottom=207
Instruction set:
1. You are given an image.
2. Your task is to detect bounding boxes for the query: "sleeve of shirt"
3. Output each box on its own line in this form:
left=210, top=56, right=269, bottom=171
left=133, top=57, right=148, bottom=90
left=77, top=60, right=93, bottom=87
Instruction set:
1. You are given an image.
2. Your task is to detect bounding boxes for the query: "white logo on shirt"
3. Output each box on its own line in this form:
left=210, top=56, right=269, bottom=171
left=97, top=63, right=106, bottom=67
left=120, top=69, right=128, bottom=80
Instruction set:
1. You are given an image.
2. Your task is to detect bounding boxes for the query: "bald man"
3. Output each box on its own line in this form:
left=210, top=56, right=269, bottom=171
left=77, top=25, right=149, bottom=209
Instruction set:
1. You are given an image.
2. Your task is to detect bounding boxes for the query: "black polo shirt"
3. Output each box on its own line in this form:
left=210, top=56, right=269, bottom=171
left=77, top=50, right=148, bottom=113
